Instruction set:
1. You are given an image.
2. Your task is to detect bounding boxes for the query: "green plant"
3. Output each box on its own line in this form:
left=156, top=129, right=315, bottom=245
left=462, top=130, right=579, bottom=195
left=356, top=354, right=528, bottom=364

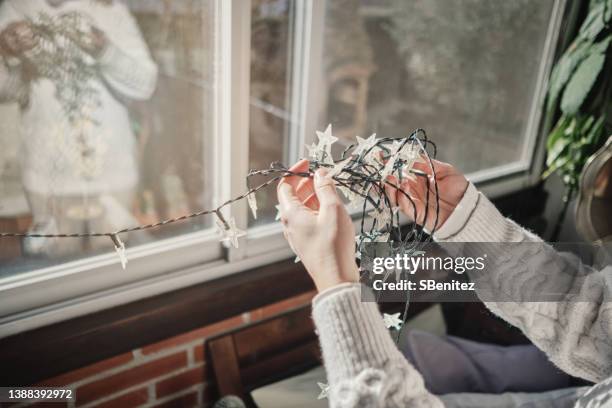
left=545, top=0, right=611, bottom=192
left=544, top=0, right=611, bottom=239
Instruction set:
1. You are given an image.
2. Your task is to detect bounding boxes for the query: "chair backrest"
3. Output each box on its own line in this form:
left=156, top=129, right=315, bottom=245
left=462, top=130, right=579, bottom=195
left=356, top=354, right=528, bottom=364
left=207, top=304, right=320, bottom=406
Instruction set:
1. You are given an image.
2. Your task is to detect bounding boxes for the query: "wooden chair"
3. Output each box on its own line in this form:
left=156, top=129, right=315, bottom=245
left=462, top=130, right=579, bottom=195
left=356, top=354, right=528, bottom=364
left=206, top=297, right=436, bottom=407
left=207, top=304, right=321, bottom=407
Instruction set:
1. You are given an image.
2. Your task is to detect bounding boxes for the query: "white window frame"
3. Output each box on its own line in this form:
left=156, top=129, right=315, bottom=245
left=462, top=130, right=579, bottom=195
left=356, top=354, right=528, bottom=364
left=0, top=0, right=569, bottom=338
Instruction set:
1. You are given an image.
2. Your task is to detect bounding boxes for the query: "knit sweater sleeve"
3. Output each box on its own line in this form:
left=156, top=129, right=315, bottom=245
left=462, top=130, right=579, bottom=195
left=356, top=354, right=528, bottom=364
left=96, top=3, right=157, bottom=100
left=434, top=183, right=612, bottom=383
left=312, top=283, right=444, bottom=408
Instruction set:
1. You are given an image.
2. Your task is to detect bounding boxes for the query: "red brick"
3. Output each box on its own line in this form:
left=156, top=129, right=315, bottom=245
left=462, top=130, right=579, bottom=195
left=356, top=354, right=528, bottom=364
left=193, top=344, right=204, bottom=363
left=89, top=388, right=148, bottom=408
left=155, top=368, right=205, bottom=398
left=151, top=391, right=197, bottom=408
left=142, top=316, right=243, bottom=355
left=252, top=291, right=316, bottom=320
left=76, top=352, right=187, bottom=405
left=37, top=353, right=133, bottom=387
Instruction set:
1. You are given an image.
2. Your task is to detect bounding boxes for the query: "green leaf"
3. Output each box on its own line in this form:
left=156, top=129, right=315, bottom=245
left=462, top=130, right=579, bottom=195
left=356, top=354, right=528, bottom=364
left=591, top=35, right=612, bottom=53
left=546, top=119, right=574, bottom=167
left=585, top=115, right=605, bottom=145
left=579, top=1, right=607, bottom=40
left=543, top=154, right=571, bottom=178
left=546, top=41, right=591, bottom=113
left=546, top=116, right=570, bottom=151
left=560, top=38, right=610, bottom=115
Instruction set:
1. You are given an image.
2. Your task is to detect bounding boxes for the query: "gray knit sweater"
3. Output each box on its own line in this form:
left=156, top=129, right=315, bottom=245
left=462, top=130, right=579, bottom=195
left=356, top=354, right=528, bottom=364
left=312, top=183, right=612, bottom=407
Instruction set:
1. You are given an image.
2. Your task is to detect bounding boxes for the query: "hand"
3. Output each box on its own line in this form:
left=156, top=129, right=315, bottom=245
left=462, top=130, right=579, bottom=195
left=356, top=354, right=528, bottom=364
left=76, top=26, right=108, bottom=58
left=57, top=12, right=108, bottom=58
left=0, top=22, right=37, bottom=57
left=386, top=159, right=468, bottom=233
left=277, top=159, right=359, bottom=292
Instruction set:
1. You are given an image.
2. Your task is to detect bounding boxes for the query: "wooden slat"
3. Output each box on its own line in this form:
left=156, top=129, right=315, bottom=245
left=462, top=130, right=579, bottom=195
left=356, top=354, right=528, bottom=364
left=233, top=306, right=315, bottom=363
left=209, top=336, right=244, bottom=398
left=241, top=339, right=321, bottom=391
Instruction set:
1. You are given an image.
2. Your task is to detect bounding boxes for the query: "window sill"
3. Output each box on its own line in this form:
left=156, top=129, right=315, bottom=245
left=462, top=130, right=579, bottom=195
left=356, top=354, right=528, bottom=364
left=0, top=256, right=315, bottom=386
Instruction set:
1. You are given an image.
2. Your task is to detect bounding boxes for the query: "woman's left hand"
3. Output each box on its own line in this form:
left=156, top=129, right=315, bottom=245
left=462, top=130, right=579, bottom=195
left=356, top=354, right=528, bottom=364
left=277, top=159, right=359, bottom=292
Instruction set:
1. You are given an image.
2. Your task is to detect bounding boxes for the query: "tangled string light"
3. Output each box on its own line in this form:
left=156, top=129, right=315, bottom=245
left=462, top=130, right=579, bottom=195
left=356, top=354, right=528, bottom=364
left=0, top=126, right=440, bottom=277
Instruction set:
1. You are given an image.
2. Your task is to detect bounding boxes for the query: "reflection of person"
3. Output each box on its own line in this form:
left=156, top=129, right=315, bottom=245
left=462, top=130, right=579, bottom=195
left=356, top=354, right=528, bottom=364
left=277, top=159, right=612, bottom=407
left=0, top=0, right=157, bottom=254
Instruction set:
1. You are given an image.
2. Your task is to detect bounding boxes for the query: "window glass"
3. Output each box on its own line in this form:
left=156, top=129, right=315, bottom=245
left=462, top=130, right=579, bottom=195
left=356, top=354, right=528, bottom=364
left=248, top=0, right=293, bottom=226
left=0, top=0, right=214, bottom=276
left=315, top=0, right=555, bottom=174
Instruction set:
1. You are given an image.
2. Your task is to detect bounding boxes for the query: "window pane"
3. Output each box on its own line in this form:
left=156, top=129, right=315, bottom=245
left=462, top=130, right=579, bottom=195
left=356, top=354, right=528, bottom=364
left=0, top=0, right=214, bottom=277
left=248, top=0, right=293, bottom=226
left=315, top=0, right=555, bottom=174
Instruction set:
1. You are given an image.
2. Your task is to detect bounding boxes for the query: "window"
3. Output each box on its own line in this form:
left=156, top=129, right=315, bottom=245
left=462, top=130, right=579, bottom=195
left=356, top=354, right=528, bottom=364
left=0, top=0, right=215, bottom=275
left=0, top=0, right=569, bottom=336
left=310, top=0, right=561, bottom=183
left=249, top=0, right=293, bottom=226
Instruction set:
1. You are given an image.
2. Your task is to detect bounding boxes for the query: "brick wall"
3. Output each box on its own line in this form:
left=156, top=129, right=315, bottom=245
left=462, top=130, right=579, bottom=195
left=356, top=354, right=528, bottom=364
left=10, top=291, right=316, bottom=408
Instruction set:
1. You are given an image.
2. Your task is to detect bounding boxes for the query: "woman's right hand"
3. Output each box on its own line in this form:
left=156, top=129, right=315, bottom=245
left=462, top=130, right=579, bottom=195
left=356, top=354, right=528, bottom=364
left=388, top=159, right=469, bottom=233
left=277, top=159, right=359, bottom=292
left=0, top=22, right=37, bottom=57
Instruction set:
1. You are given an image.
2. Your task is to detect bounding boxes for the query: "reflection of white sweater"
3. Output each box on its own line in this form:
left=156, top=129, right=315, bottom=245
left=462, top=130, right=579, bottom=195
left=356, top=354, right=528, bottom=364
left=313, top=184, right=612, bottom=407
left=0, top=0, right=157, bottom=195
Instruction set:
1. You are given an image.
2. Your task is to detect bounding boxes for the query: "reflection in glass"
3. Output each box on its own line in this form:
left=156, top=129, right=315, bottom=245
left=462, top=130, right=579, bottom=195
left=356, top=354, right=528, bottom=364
left=0, top=0, right=214, bottom=276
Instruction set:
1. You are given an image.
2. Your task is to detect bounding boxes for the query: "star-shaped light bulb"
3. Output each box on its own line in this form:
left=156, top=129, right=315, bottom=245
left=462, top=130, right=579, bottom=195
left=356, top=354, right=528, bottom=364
left=356, top=231, right=390, bottom=245
left=399, top=143, right=421, bottom=161
left=339, top=185, right=356, bottom=202
left=328, top=158, right=349, bottom=178
left=316, top=124, right=338, bottom=153
left=305, top=142, right=320, bottom=160
left=317, top=382, right=330, bottom=400
left=383, top=312, right=403, bottom=330
left=347, top=194, right=365, bottom=211
left=216, top=216, right=246, bottom=249
left=354, top=133, right=378, bottom=156
left=380, top=156, right=397, bottom=179
left=247, top=192, right=258, bottom=219
left=399, top=143, right=425, bottom=171
left=369, top=209, right=391, bottom=230
left=111, top=234, right=128, bottom=270
left=275, top=204, right=282, bottom=221
left=376, top=232, right=390, bottom=242
left=363, top=147, right=384, bottom=168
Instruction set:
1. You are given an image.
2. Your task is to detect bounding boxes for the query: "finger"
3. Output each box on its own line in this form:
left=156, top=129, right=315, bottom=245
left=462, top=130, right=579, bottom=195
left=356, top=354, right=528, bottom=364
left=302, top=192, right=320, bottom=211
left=277, top=182, right=307, bottom=217
left=296, top=177, right=315, bottom=203
left=282, top=229, right=299, bottom=257
left=398, top=187, right=424, bottom=222
left=410, top=158, right=452, bottom=178
left=399, top=178, right=425, bottom=202
left=314, top=168, right=339, bottom=207
left=278, top=159, right=310, bottom=191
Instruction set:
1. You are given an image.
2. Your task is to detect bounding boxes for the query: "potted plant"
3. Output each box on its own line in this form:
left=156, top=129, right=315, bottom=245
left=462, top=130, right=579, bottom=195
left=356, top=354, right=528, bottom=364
left=544, top=0, right=612, bottom=240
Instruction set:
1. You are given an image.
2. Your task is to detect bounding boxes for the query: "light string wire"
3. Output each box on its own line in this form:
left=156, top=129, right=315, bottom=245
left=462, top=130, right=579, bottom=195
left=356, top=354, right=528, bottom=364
left=0, top=128, right=441, bottom=336
left=0, top=128, right=439, bottom=239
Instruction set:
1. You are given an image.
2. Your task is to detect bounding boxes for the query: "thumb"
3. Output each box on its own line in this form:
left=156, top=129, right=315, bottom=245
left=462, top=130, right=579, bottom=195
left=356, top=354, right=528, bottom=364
left=314, top=168, right=339, bottom=211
